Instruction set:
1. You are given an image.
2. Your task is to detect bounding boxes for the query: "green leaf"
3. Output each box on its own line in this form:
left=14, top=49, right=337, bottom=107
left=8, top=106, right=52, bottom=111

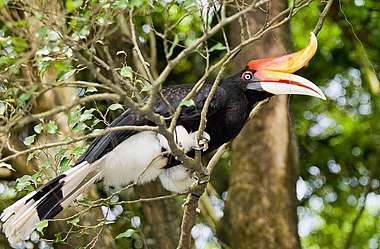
left=101, top=220, right=115, bottom=225
left=46, top=121, right=58, bottom=134
left=120, top=66, right=133, bottom=78
left=129, top=0, right=147, bottom=7
left=16, top=175, right=33, bottom=191
left=73, top=123, right=88, bottom=131
left=38, top=162, right=50, bottom=169
left=179, top=99, right=195, bottom=107
left=59, top=163, right=72, bottom=173
left=58, top=68, right=76, bottom=81
left=18, top=93, right=31, bottom=105
left=167, top=35, right=180, bottom=59
left=79, top=108, right=95, bottom=122
left=34, top=123, right=44, bottom=134
left=77, top=197, right=89, bottom=203
left=66, top=0, right=83, bottom=11
left=72, top=146, right=85, bottom=156
left=54, top=61, right=69, bottom=71
left=56, top=148, right=69, bottom=158
left=115, top=229, right=135, bottom=239
left=0, top=0, right=10, bottom=7
left=209, top=43, right=227, bottom=52
left=78, top=198, right=91, bottom=207
left=31, top=171, right=41, bottom=183
left=0, top=162, right=15, bottom=171
left=12, top=37, right=28, bottom=53
left=86, top=86, right=97, bottom=93
left=62, top=137, right=73, bottom=143
left=17, top=85, right=38, bottom=106
left=36, top=220, right=49, bottom=234
left=67, top=217, right=80, bottom=226
left=54, top=232, right=63, bottom=243
left=27, top=153, right=34, bottom=163
left=108, top=103, right=124, bottom=111
left=91, top=119, right=100, bottom=129
left=69, top=231, right=89, bottom=238
left=68, top=108, right=83, bottom=125
left=23, top=135, right=36, bottom=146
left=27, top=150, right=43, bottom=162
left=59, top=157, right=70, bottom=168
left=141, top=85, right=152, bottom=92
left=35, top=26, right=49, bottom=39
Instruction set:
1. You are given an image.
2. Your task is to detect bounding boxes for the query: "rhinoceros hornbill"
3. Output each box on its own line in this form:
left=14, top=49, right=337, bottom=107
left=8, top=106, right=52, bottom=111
left=1, top=33, right=325, bottom=245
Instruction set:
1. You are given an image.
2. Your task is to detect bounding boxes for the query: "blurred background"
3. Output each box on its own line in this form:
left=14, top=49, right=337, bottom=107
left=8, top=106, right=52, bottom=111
left=0, top=0, right=379, bottom=248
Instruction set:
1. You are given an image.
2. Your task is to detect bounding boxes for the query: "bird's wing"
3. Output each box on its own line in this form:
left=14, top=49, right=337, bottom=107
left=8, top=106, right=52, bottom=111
left=155, top=84, right=228, bottom=124
left=76, top=109, right=149, bottom=164
left=76, top=84, right=227, bottom=164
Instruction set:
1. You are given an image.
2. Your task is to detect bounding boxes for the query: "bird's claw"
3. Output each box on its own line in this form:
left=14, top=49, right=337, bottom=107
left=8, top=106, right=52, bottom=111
left=190, top=167, right=210, bottom=185
left=197, top=168, right=210, bottom=184
left=194, top=132, right=210, bottom=152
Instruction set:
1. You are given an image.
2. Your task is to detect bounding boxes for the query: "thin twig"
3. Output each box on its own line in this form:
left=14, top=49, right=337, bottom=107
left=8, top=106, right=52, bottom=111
left=129, top=9, right=154, bottom=83
left=176, top=98, right=267, bottom=248
left=313, top=0, right=334, bottom=35
left=154, top=0, right=268, bottom=87
left=0, top=125, right=158, bottom=164
left=0, top=93, right=121, bottom=133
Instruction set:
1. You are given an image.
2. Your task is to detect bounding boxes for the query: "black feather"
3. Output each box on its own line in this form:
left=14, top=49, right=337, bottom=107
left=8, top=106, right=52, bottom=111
left=76, top=76, right=270, bottom=165
left=26, top=174, right=66, bottom=204
left=36, top=182, right=64, bottom=220
left=76, top=84, right=227, bottom=164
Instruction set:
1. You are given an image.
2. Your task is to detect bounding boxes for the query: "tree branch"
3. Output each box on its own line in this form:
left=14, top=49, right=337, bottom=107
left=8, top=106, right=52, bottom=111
left=313, top=0, right=334, bottom=35
left=176, top=94, right=270, bottom=249
left=0, top=93, right=121, bottom=133
left=0, top=125, right=158, bottom=165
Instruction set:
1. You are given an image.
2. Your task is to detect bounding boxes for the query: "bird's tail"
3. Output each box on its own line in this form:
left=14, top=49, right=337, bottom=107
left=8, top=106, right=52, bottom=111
left=1, top=161, right=102, bottom=246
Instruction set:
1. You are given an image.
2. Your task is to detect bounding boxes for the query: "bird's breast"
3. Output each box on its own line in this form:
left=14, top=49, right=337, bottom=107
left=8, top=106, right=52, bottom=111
left=205, top=97, right=252, bottom=151
left=100, top=131, right=167, bottom=186
left=98, top=126, right=200, bottom=187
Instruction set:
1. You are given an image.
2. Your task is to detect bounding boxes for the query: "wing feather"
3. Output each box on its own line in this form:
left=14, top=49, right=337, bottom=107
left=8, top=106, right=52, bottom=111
left=76, top=84, right=227, bottom=164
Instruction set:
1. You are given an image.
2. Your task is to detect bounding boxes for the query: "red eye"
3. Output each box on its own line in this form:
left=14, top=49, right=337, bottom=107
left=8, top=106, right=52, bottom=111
left=241, top=71, right=253, bottom=81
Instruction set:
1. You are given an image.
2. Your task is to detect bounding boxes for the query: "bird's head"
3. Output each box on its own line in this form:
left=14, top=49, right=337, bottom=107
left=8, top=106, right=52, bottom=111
left=235, top=32, right=325, bottom=100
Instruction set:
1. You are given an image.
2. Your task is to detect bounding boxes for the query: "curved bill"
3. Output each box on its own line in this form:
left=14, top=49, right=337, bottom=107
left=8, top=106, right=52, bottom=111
left=245, top=32, right=325, bottom=100
left=247, top=32, right=318, bottom=73
left=251, top=70, right=326, bottom=100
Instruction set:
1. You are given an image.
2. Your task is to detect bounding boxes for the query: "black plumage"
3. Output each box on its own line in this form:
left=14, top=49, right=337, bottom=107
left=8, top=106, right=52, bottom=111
left=77, top=72, right=271, bottom=165
left=30, top=72, right=268, bottom=225
left=2, top=34, right=324, bottom=244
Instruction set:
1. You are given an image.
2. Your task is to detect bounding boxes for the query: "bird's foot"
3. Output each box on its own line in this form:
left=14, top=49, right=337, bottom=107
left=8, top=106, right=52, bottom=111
left=194, top=131, right=210, bottom=152
left=195, top=167, right=210, bottom=185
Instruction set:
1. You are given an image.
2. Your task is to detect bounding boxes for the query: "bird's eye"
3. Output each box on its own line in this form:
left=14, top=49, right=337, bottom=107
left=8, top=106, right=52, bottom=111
left=241, top=71, right=253, bottom=81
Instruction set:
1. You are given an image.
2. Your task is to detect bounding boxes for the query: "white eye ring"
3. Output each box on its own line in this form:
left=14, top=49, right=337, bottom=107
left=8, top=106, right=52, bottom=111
left=242, top=71, right=253, bottom=81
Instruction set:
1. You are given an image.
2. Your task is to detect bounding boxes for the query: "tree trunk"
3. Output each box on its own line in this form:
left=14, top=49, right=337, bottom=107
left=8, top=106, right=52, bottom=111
left=217, top=1, right=300, bottom=248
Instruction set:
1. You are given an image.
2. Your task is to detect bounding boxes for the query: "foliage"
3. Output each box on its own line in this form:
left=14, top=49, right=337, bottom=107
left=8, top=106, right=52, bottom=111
left=292, top=0, right=380, bottom=248
left=1, top=0, right=377, bottom=248
left=1, top=0, right=289, bottom=247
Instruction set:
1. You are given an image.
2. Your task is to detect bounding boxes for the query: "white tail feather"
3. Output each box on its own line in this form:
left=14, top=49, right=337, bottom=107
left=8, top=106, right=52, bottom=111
left=1, top=161, right=102, bottom=246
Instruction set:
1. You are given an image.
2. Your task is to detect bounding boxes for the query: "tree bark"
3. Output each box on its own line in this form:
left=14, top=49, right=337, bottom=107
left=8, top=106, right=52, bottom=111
left=217, top=1, right=300, bottom=248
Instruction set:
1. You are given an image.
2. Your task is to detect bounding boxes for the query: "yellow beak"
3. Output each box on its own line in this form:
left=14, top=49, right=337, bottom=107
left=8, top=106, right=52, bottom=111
left=246, top=33, right=326, bottom=100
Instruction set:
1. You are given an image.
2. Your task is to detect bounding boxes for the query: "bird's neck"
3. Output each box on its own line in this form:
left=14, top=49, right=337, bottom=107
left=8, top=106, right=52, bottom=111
left=202, top=85, right=257, bottom=151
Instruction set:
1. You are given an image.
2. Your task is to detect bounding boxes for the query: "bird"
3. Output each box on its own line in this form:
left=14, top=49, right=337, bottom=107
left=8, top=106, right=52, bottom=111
left=1, top=32, right=325, bottom=245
